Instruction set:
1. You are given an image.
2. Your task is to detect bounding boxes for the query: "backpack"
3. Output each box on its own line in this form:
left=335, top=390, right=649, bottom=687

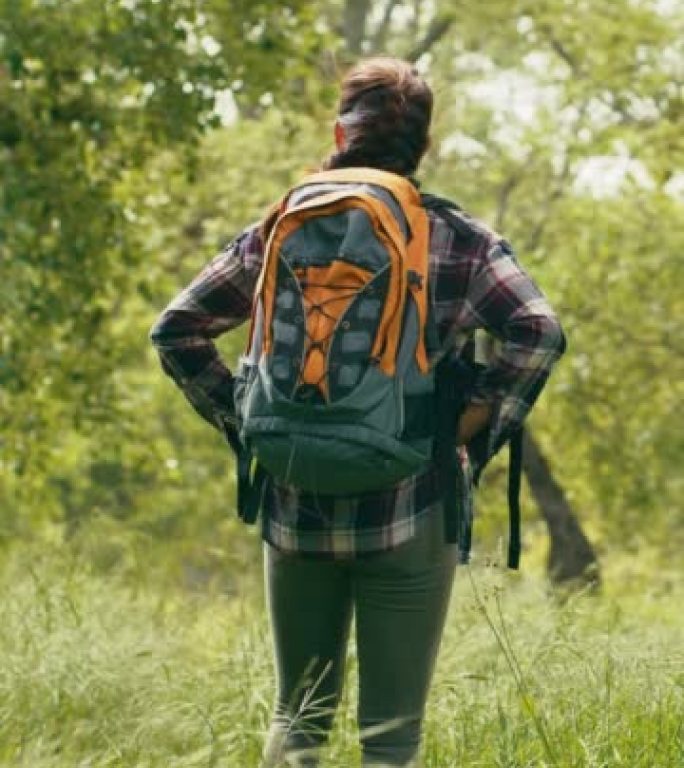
left=231, top=169, right=523, bottom=568
left=234, top=167, right=435, bottom=491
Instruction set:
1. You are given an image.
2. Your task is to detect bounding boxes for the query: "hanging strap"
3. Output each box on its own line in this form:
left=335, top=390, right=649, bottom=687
left=432, top=357, right=478, bottom=554
left=236, top=449, right=268, bottom=525
left=220, top=422, right=266, bottom=526
left=507, top=428, right=524, bottom=569
left=433, top=355, right=525, bottom=569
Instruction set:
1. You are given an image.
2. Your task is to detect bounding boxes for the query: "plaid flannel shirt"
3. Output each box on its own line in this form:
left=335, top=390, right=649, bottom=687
left=150, top=203, right=566, bottom=558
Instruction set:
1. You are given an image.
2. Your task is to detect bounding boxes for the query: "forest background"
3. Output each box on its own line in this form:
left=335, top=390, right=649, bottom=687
left=1, top=1, right=682, bottom=766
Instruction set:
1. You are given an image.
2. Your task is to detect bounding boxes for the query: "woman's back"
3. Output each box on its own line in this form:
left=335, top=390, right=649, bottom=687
left=150, top=57, right=565, bottom=768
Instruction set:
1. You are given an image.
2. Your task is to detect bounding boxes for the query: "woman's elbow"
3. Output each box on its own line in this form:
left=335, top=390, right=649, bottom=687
left=543, top=314, right=567, bottom=357
left=148, top=310, right=173, bottom=349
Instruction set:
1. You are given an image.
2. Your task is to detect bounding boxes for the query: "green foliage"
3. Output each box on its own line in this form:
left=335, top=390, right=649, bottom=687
left=418, top=0, right=684, bottom=554
left=1, top=0, right=682, bottom=568
left=0, top=0, right=324, bottom=532
left=534, top=192, right=683, bottom=548
left=1, top=553, right=682, bottom=766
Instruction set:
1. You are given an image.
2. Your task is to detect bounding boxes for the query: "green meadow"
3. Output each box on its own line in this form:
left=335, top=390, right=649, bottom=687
left=1, top=547, right=682, bottom=767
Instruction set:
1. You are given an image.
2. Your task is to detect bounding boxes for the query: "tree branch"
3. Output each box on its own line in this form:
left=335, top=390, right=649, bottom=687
left=371, top=0, right=400, bottom=53
left=411, top=0, right=423, bottom=40
left=537, top=24, right=586, bottom=78
left=406, top=12, right=455, bottom=62
left=495, top=172, right=523, bottom=232
left=521, top=165, right=570, bottom=253
left=521, top=102, right=591, bottom=253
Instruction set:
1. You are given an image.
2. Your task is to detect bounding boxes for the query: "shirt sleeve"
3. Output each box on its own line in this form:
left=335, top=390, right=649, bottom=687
left=461, top=239, right=567, bottom=475
left=148, top=224, right=263, bottom=437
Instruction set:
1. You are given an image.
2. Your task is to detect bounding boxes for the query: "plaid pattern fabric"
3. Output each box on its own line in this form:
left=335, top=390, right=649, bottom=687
left=259, top=449, right=471, bottom=557
left=150, top=204, right=566, bottom=558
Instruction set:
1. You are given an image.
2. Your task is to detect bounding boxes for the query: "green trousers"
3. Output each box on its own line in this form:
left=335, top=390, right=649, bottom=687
left=261, top=506, right=458, bottom=768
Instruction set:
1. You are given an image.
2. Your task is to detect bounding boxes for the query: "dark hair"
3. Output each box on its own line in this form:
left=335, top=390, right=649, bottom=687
left=323, top=57, right=433, bottom=177
left=261, top=58, right=432, bottom=242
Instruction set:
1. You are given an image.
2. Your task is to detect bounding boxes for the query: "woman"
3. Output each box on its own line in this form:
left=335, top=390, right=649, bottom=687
left=150, top=58, right=565, bottom=768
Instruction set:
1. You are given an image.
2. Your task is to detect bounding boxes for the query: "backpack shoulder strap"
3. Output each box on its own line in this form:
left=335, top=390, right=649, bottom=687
left=420, top=192, right=463, bottom=212
left=421, top=192, right=492, bottom=246
left=302, top=167, right=423, bottom=214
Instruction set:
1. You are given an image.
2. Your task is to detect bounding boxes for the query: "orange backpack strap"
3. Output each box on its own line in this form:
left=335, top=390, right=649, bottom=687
left=405, top=205, right=430, bottom=373
left=300, top=168, right=422, bottom=217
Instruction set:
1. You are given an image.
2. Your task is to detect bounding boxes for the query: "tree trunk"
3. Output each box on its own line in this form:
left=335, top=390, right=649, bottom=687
left=522, top=430, right=601, bottom=587
left=372, top=0, right=400, bottom=52
left=344, top=0, right=372, bottom=55
left=343, top=0, right=454, bottom=61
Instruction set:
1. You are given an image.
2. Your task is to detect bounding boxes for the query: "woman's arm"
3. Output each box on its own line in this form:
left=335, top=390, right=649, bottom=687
left=458, top=239, right=566, bottom=472
left=457, top=401, right=493, bottom=446
left=148, top=224, right=263, bottom=436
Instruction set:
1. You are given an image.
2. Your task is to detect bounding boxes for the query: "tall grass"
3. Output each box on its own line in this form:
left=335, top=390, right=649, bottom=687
left=0, top=548, right=681, bottom=767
